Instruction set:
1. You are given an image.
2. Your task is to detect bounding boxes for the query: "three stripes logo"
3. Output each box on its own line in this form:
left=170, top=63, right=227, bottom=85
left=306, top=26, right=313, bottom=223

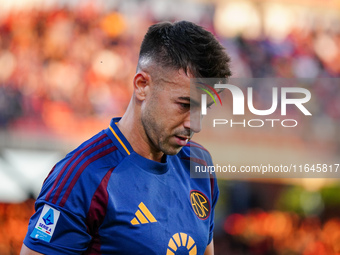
left=130, top=202, right=157, bottom=225
left=166, top=233, right=197, bottom=255
left=197, top=81, right=223, bottom=116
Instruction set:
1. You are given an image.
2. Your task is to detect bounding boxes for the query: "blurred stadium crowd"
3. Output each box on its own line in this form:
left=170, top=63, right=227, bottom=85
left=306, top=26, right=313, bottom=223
left=219, top=209, right=340, bottom=255
left=0, top=199, right=34, bottom=254
left=213, top=182, right=340, bottom=255
left=0, top=6, right=140, bottom=139
left=1, top=0, right=340, bottom=254
left=1, top=2, right=340, bottom=140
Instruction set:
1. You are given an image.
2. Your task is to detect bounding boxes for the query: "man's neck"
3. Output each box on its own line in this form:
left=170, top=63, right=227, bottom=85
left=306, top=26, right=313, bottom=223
left=117, top=108, right=164, bottom=162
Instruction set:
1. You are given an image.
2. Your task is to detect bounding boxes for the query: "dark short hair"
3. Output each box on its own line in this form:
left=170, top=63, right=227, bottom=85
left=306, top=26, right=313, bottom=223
left=138, top=21, right=232, bottom=79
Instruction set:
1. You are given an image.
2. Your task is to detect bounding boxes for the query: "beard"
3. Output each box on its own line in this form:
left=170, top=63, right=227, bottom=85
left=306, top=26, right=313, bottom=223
left=141, top=107, right=192, bottom=156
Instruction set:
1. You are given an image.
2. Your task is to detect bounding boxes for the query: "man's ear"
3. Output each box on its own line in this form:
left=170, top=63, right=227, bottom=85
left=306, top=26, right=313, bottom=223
left=133, top=71, right=151, bottom=101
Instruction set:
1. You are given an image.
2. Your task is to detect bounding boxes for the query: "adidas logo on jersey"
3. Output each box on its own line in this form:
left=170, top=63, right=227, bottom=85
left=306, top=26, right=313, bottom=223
left=130, top=202, right=157, bottom=225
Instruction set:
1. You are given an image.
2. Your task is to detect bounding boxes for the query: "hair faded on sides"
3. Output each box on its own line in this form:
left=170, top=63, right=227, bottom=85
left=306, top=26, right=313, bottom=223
left=138, top=21, right=232, bottom=80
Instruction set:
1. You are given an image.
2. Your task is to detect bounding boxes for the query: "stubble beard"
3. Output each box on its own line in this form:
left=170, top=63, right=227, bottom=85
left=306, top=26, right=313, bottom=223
left=141, top=110, right=182, bottom=156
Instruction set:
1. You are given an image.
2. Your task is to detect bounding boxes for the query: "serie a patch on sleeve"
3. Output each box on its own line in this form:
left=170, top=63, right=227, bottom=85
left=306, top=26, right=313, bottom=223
left=30, top=204, right=60, bottom=242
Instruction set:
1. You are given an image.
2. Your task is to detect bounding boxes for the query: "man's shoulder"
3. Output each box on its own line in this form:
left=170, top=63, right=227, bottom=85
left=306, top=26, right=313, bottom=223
left=65, top=129, right=124, bottom=167
left=41, top=129, right=124, bottom=208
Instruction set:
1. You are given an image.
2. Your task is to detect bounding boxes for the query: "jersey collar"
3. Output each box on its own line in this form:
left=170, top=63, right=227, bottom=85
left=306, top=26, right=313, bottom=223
left=107, top=117, right=169, bottom=174
left=108, top=117, right=133, bottom=157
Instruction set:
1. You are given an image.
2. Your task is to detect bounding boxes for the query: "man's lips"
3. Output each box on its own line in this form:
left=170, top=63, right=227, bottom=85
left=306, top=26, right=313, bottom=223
left=174, top=135, right=190, bottom=146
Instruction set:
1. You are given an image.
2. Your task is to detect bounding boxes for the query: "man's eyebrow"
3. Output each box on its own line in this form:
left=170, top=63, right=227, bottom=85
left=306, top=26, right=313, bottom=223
left=178, top=96, right=190, bottom=101
left=178, top=96, right=215, bottom=108
left=178, top=96, right=200, bottom=106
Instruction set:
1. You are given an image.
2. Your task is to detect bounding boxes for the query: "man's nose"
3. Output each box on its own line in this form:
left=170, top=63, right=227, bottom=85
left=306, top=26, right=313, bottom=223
left=183, top=109, right=202, bottom=134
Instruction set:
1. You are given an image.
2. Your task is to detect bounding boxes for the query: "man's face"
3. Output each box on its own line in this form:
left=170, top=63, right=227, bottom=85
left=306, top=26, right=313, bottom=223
left=140, top=69, right=202, bottom=156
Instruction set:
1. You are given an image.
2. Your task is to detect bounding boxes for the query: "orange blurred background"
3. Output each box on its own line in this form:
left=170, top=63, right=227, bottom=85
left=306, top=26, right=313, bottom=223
left=1, top=0, right=340, bottom=254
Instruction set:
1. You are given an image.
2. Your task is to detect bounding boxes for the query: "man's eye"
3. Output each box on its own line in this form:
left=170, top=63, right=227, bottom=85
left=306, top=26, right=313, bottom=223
left=207, top=102, right=214, bottom=109
left=180, top=103, right=190, bottom=109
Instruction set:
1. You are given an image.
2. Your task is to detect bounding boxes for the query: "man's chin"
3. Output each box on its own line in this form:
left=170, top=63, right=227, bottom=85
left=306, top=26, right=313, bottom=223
left=161, top=145, right=184, bottom=156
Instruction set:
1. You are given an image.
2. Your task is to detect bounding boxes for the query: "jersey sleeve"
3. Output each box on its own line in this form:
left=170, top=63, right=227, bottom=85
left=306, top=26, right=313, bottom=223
left=23, top=200, right=92, bottom=255
left=23, top=154, right=93, bottom=255
left=23, top=132, right=117, bottom=254
left=208, top=174, right=219, bottom=245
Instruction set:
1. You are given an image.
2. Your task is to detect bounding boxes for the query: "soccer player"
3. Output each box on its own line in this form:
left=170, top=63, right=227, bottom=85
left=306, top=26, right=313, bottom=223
left=20, top=20, right=232, bottom=255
